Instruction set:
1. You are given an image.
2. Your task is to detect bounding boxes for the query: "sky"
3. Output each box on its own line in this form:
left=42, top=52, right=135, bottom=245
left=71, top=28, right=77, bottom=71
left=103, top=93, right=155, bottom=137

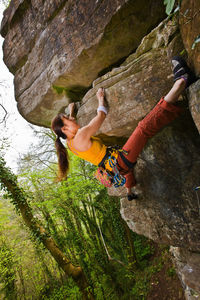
left=0, top=2, right=39, bottom=171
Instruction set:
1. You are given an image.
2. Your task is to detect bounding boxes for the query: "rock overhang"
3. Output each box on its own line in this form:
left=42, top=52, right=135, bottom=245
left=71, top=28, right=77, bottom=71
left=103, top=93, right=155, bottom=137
left=0, top=0, right=166, bottom=127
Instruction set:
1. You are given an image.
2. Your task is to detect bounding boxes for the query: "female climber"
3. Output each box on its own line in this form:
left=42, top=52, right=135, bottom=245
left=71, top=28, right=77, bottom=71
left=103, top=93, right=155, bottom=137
left=51, top=56, right=196, bottom=201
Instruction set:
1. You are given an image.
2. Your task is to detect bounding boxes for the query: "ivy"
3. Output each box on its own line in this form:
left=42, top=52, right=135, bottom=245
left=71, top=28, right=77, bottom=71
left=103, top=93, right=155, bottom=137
left=0, top=157, right=29, bottom=212
left=0, top=234, right=17, bottom=299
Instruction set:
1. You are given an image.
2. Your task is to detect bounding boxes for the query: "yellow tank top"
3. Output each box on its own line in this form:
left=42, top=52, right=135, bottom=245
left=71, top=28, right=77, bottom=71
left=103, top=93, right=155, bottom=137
left=67, top=136, right=107, bottom=166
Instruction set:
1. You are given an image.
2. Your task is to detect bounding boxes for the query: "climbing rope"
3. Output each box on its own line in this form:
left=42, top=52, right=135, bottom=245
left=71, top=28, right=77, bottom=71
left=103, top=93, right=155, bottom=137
left=93, top=207, right=125, bottom=266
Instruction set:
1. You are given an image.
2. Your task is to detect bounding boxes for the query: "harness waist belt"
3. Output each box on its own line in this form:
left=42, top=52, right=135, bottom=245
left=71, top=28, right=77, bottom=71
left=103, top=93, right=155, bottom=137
left=98, top=147, right=111, bottom=167
left=98, top=147, right=136, bottom=170
left=118, top=152, right=136, bottom=169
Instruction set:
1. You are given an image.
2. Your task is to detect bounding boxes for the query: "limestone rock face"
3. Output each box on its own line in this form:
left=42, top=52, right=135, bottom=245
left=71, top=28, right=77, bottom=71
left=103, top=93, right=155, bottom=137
left=179, top=0, right=200, bottom=76
left=119, top=114, right=200, bottom=250
left=0, top=0, right=166, bottom=127
left=77, top=18, right=183, bottom=137
left=78, top=18, right=200, bottom=252
left=79, top=18, right=200, bottom=297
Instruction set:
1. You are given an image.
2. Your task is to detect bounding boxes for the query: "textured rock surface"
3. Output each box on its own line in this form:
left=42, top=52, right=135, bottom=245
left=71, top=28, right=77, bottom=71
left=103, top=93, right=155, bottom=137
left=79, top=18, right=200, bottom=296
left=170, top=247, right=200, bottom=299
left=1, top=0, right=166, bottom=127
left=113, top=87, right=200, bottom=251
left=179, top=0, right=200, bottom=76
left=77, top=18, right=183, bottom=137
left=188, top=80, right=200, bottom=134
left=78, top=19, right=200, bottom=252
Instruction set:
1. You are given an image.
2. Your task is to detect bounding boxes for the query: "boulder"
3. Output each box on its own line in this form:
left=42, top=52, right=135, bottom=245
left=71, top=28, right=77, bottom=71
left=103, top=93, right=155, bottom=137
left=77, top=18, right=183, bottom=137
left=119, top=113, right=200, bottom=250
left=77, top=18, right=200, bottom=252
left=79, top=19, right=200, bottom=296
left=0, top=0, right=166, bottom=127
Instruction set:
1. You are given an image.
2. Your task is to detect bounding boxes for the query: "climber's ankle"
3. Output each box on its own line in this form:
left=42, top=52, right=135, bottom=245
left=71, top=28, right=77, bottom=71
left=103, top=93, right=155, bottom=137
left=164, top=78, right=186, bottom=104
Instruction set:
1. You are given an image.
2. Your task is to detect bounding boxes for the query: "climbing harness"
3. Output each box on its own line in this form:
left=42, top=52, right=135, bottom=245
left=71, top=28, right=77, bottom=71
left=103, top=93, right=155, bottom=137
left=94, top=146, right=128, bottom=188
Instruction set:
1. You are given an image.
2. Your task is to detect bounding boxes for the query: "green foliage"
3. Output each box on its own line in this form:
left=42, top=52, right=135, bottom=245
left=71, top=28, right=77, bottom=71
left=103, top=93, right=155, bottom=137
left=167, top=266, right=176, bottom=277
left=0, top=198, right=64, bottom=300
left=0, top=232, right=16, bottom=299
left=0, top=137, right=175, bottom=299
left=163, top=0, right=179, bottom=15
left=134, top=235, right=154, bottom=267
left=0, top=137, right=10, bottom=158
left=2, top=0, right=11, bottom=8
left=42, top=279, right=81, bottom=300
left=0, top=156, right=30, bottom=214
left=131, top=276, right=149, bottom=300
left=52, top=85, right=88, bottom=101
left=16, top=152, right=159, bottom=299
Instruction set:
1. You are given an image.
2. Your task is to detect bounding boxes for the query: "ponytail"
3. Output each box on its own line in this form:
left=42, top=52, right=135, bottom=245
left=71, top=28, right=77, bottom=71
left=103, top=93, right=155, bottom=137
left=51, top=113, right=69, bottom=181
left=55, top=136, right=69, bottom=181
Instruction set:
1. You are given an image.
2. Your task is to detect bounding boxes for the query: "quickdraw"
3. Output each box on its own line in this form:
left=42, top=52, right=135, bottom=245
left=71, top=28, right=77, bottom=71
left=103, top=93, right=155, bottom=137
left=107, top=155, right=126, bottom=188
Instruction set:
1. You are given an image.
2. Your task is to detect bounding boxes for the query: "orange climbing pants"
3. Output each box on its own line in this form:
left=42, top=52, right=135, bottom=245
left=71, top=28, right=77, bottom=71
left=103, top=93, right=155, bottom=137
left=117, top=97, right=182, bottom=188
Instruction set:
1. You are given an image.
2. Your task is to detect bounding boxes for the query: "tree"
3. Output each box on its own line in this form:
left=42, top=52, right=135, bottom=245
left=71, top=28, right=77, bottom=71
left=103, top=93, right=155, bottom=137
left=17, top=127, right=57, bottom=173
left=0, top=156, right=94, bottom=299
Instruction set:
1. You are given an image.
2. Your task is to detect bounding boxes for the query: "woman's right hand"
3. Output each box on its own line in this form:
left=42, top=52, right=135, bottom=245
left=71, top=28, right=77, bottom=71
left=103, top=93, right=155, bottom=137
left=68, top=103, right=76, bottom=118
left=74, top=88, right=107, bottom=150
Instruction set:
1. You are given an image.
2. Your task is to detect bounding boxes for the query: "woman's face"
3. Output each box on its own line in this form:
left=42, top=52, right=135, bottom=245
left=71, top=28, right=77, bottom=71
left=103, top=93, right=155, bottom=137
left=61, top=115, right=80, bottom=140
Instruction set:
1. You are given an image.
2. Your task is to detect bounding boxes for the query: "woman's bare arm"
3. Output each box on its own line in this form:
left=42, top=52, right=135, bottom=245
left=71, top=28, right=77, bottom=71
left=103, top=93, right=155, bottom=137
left=76, top=111, right=106, bottom=141
left=73, top=88, right=107, bottom=150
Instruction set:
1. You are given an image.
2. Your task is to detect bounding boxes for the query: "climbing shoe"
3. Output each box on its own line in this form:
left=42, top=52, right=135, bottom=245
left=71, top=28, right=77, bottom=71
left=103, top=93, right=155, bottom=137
left=127, top=192, right=138, bottom=201
left=172, top=56, right=197, bottom=88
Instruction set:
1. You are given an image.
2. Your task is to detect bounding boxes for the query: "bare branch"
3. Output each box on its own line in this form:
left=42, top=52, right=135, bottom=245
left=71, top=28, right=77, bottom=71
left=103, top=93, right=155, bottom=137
left=0, top=103, right=8, bottom=124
